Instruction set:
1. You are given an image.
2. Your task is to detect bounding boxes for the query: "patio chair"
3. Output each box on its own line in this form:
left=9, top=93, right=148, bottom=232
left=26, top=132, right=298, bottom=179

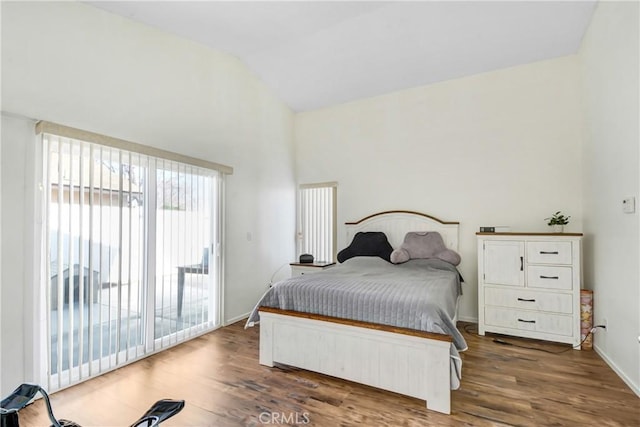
left=0, top=383, right=184, bottom=427
left=176, top=247, right=209, bottom=317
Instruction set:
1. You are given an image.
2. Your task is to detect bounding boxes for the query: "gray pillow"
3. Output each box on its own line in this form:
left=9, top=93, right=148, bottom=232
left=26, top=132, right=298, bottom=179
left=390, top=232, right=461, bottom=266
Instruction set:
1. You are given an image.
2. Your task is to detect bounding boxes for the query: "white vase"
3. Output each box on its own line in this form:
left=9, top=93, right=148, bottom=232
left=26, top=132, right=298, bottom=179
left=552, top=224, right=564, bottom=233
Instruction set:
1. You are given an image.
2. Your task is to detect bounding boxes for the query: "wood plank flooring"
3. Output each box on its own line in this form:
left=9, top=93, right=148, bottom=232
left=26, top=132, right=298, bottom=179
left=15, top=321, right=639, bottom=426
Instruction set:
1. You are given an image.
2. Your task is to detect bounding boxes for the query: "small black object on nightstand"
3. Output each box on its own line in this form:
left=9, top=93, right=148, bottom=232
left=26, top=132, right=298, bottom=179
left=299, top=254, right=314, bottom=263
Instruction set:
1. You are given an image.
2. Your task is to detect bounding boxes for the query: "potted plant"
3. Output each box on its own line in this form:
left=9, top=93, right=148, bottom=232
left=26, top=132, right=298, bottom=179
left=545, top=211, right=570, bottom=233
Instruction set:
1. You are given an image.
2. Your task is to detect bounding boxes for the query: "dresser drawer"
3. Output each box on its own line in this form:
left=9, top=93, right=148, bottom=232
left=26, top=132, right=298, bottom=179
left=484, top=307, right=573, bottom=336
left=484, top=287, right=573, bottom=314
left=527, top=241, right=572, bottom=265
left=527, top=266, right=572, bottom=290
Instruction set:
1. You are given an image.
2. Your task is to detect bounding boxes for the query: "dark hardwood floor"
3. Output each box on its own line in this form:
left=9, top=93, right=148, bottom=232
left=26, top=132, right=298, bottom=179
left=15, top=321, right=639, bottom=426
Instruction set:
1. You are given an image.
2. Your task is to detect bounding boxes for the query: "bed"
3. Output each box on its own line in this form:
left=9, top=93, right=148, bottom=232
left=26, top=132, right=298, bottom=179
left=246, top=211, right=466, bottom=414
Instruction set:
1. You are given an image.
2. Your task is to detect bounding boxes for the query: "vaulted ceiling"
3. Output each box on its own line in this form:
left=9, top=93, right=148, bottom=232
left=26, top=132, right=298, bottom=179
left=88, top=1, right=597, bottom=112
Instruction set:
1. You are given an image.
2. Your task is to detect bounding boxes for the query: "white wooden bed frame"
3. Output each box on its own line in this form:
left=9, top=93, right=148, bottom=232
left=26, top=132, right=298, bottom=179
left=259, top=211, right=460, bottom=414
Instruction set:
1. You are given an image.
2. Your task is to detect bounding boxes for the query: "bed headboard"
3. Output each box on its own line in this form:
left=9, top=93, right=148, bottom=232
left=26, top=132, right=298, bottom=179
left=344, top=210, right=460, bottom=251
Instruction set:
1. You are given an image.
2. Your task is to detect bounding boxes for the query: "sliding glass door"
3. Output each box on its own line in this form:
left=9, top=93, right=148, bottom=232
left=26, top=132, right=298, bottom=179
left=152, top=161, right=219, bottom=347
left=43, top=134, right=221, bottom=391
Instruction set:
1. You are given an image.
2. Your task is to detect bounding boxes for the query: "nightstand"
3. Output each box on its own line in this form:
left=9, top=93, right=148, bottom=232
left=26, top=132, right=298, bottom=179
left=290, top=261, right=336, bottom=277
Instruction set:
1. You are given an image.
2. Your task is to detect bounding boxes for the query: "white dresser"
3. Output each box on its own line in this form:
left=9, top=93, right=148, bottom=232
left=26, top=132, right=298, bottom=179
left=477, top=232, right=583, bottom=348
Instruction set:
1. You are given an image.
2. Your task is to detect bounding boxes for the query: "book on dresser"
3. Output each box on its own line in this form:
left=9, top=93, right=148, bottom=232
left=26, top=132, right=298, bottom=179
left=476, top=232, right=584, bottom=349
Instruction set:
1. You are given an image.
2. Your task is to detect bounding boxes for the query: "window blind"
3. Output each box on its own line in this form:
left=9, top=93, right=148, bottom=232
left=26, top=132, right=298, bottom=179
left=297, top=182, right=337, bottom=263
left=36, top=121, right=233, bottom=175
left=40, top=126, right=224, bottom=391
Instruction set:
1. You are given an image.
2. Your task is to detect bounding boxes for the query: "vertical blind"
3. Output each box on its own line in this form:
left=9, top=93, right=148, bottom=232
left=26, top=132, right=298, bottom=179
left=39, top=124, right=229, bottom=391
left=297, top=182, right=337, bottom=263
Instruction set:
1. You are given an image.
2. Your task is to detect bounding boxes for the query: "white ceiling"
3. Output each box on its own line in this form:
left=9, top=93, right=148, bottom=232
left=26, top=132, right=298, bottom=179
left=87, top=1, right=597, bottom=112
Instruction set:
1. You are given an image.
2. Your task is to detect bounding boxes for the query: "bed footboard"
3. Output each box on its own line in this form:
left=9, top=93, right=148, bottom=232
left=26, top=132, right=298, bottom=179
left=259, top=308, right=452, bottom=414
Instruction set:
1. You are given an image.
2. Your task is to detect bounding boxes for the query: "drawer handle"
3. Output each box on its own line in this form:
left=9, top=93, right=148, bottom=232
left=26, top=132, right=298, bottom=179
left=540, top=275, right=559, bottom=280
left=540, top=251, right=559, bottom=255
left=517, top=318, right=536, bottom=323
left=520, top=256, right=523, bottom=271
left=517, top=298, right=536, bottom=302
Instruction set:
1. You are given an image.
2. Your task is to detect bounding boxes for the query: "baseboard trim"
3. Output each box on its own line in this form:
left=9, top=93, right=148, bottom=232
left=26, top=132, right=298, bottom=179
left=594, top=344, right=640, bottom=397
left=224, top=312, right=250, bottom=326
left=457, top=315, right=478, bottom=323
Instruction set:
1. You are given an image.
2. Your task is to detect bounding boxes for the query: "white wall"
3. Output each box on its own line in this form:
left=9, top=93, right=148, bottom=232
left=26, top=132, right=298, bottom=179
left=0, top=115, right=36, bottom=395
left=0, top=114, right=3, bottom=397
left=579, top=1, right=639, bottom=394
left=0, top=2, right=295, bottom=394
left=295, top=56, right=585, bottom=322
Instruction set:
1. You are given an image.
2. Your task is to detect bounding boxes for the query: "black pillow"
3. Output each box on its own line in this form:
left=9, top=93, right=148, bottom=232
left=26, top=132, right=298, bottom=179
left=337, top=232, right=394, bottom=263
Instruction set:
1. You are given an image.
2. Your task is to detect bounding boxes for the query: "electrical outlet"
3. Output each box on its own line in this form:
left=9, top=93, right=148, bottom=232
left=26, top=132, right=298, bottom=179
left=622, top=197, right=636, bottom=213
left=600, top=318, right=607, bottom=330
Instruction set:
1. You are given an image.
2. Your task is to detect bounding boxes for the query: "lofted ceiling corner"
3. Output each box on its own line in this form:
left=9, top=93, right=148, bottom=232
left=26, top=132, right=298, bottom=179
left=87, top=1, right=598, bottom=112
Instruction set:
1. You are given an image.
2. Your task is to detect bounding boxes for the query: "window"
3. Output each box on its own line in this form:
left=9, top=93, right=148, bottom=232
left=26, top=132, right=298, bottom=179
left=297, top=182, right=337, bottom=263
left=38, top=122, right=231, bottom=390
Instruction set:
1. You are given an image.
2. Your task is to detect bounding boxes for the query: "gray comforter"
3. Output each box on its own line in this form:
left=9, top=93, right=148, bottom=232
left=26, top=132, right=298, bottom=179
left=246, top=257, right=468, bottom=389
left=247, top=257, right=464, bottom=345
